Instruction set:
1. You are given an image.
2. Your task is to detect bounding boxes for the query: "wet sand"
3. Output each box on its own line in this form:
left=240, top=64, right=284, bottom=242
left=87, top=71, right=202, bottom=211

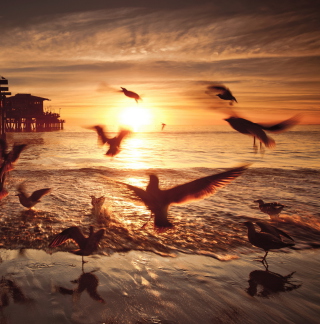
left=0, top=248, right=319, bottom=324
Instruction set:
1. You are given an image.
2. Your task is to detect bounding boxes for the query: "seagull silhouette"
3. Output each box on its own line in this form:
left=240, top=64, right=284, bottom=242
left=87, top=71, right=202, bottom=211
left=117, top=164, right=249, bottom=228
left=256, top=221, right=294, bottom=242
left=206, top=85, right=237, bottom=103
left=16, top=183, right=51, bottom=209
left=244, top=221, right=295, bottom=266
left=0, top=139, right=26, bottom=177
left=161, top=123, right=166, bottom=131
left=49, top=226, right=105, bottom=263
left=91, top=125, right=131, bottom=157
left=254, top=199, right=286, bottom=219
left=225, top=115, right=299, bottom=150
left=120, top=87, right=141, bottom=103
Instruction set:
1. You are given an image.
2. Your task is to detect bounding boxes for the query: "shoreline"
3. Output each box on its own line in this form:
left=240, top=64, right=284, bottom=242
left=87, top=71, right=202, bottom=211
left=0, top=248, right=319, bottom=324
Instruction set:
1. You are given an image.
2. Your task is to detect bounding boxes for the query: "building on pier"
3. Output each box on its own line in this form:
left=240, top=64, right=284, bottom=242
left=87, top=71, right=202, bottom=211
left=3, top=93, right=65, bottom=132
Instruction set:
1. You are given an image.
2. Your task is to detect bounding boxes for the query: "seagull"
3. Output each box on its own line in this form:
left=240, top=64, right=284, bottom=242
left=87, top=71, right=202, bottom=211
left=0, top=139, right=27, bottom=177
left=244, top=221, right=295, bottom=266
left=206, top=84, right=237, bottom=103
left=49, top=226, right=105, bottom=263
left=224, top=115, right=299, bottom=150
left=16, top=183, right=51, bottom=209
left=120, top=87, right=141, bottom=103
left=0, top=172, right=8, bottom=200
left=91, top=125, right=131, bottom=157
left=117, top=164, right=250, bottom=228
left=256, top=221, right=294, bottom=242
left=161, top=123, right=166, bottom=131
left=254, top=199, right=287, bottom=219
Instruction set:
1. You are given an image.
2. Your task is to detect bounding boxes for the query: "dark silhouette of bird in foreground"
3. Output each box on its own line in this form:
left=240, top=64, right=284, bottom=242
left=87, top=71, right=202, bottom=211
left=244, top=221, right=295, bottom=266
left=254, top=199, right=286, bottom=219
left=224, top=115, right=300, bottom=150
left=0, top=139, right=26, bottom=177
left=16, top=183, right=51, bottom=209
left=58, top=271, right=105, bottom=303
left=206, top=84, right=237, bottom=104
left=256, top=221, right=294, bottom=242
left=91, top=125, right=131, bottom=157
left=120, top=87, right=141, bottom=103
left=118, top=164, right=250, bottom=229
left=161, top=123, right=166, bottom=131
left=49, top=226, right=105, bottom=263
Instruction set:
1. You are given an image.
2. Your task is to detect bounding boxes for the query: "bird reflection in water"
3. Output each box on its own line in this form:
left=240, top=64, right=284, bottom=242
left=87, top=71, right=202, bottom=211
left=57, top=270, right=105, bottom=303
left=0, top=277, right=32, bottom=309
left=246, top=269, right=301, bottom=298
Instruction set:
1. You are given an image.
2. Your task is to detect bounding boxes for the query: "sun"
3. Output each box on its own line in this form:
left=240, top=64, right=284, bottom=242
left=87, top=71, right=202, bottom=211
left=118, top=105, right=152, bottom=131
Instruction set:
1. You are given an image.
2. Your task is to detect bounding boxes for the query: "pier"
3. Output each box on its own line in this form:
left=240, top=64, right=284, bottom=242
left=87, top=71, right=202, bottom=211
left=1, top=92, right=64, bottom=133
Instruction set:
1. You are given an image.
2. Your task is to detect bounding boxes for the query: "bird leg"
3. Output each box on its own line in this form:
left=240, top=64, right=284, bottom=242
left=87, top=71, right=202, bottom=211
left=253, top=137, right=258, bottom=154
left=261, top=251, right=268, bottom=265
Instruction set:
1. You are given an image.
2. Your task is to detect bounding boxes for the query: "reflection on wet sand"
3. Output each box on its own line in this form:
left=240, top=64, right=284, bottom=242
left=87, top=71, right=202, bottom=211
left=246, top=269, right=301, bottom=298
left=57, top=270, right=105, bottom=304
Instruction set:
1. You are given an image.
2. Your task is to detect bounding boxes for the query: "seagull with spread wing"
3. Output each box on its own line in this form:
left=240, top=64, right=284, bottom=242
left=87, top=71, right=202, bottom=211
left=49, top=226, right=105, bottom=263
left=91, top=125, right=131, bottom=157
left=16, top=183, right=51, bottom=209
left=225, top=115, right=300, bottom=150
left=117, top=164, right=249, bottom=228
left=120, top=87, right=141, bottom=103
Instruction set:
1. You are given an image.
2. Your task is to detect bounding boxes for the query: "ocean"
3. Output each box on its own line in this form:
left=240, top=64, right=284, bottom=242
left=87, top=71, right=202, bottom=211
left=1, top=124, right=320, bottom=260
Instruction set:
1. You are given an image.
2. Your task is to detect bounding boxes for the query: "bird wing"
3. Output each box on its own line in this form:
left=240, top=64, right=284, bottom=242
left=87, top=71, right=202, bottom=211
left=29, top=188, right=51, bottom=201
left=257, top=222, right=294, bottom=241
left=0, top=139, right=8, bottom=160
left=49, top=227, right=86, bottom=248
left=116, top=129, right=131, bottom=143
left=164, top=164, right=249, bottom=205
left=17, top=183, right=29, bottom=198
left=259, top=115, right=300, bottom=133
left=8, top=144, right=27, bottom=163
left=93, top=125, right=109, bottom=145
left=207, top=85, right=227, bottom=92
left=121, top=183, right=154, bottom=206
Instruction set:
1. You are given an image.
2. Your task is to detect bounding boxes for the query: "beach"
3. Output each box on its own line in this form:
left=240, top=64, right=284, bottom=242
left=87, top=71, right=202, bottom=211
left=0, top=126, right=320, bottom=323
left=0, top=248, right=319, bottom=324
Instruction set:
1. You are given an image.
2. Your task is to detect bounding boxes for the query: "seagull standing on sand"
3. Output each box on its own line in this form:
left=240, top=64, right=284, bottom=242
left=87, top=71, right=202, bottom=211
left=120, top=87, right=141, bottom=103
left=16, top=183, right=51, bottom=209
left=254, top=199, right=286, bottom=219
left=117, top=164, right=249, bottom=228
left=206, top=85, right=237, bottom=104
left=49, top=226, right=105, bottom=263
left=225, top=115, right=299, bottom=150
left=244, top=221, right=295, bottom=266
left=91, top=125, right=131, bottom=157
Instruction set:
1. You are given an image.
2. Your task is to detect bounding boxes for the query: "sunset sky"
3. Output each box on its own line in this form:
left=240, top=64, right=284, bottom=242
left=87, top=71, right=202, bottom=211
left=1, top=0, right=320, bottom=129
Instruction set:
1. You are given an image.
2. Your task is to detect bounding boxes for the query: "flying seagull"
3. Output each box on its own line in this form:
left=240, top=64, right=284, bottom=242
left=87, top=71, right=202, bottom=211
left=49, top=226, right=105, bottom=263
left=225, top=115, right=299, bottom=150
left=117, top=164, right=250, bottom=228
left=0, top=139, right=27, bottom=177
left=91, top=125, right=131, bottom=157
left=120, top=87, right=141, bottom=103
left=206, top=84, right=237, bottom=104
left=161, top=123, right=166, bottom=131
left=254, top=199, right=286, bottom=219
left=244, top=221, right=295, bottom=266
left=256, top=221, right=294, bottom=242
left=16, top=183, right=51, bottom=209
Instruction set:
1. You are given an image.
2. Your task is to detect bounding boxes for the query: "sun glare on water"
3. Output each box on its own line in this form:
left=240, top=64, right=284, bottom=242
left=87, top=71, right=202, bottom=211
left=118, top=105, right=152, bottom=132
